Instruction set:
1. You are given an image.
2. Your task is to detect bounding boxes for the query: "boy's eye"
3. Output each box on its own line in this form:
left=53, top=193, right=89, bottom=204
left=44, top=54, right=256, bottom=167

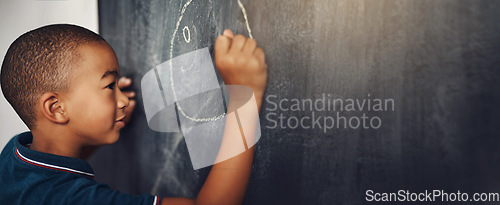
left=106, top=82, right=116, bottom=90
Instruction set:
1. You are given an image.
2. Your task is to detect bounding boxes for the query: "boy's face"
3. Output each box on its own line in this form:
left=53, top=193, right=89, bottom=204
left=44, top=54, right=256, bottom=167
left=62, top=42, right=129, bottom=146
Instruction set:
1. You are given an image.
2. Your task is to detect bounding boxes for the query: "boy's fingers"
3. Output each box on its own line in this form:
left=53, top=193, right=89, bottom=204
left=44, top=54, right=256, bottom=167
left=229, top=34, right=247, bottom=53
left=118, top=77, right=132, bottom=89
left=242, top=38, right=257, bottom=55
left=255, top=47, right=266, bottom=64
left=215, top=35, right=231, bottom=57
left=223, top=29, right=234, bottom=38
left=126, top=100, right=136, bottom=110
left=123, top=91, right=136, bottom=98
left=123, top=100, right=136, bottom=124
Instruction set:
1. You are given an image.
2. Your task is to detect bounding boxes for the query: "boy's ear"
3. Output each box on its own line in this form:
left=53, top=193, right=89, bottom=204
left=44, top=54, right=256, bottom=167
left=39, top=92, right=69, bottom=124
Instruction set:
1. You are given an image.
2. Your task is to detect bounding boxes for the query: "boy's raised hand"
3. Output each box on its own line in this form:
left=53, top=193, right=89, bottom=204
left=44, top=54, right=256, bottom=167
left=215, top=30, right=267, bottom=110
left=161, top=30, right=266, bottom=205
left=118, top=77, right=136, bottom=124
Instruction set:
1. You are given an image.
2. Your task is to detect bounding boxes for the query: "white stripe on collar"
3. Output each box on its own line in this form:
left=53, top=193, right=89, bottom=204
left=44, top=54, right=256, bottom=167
left=16, top=148, right=94, bottom=177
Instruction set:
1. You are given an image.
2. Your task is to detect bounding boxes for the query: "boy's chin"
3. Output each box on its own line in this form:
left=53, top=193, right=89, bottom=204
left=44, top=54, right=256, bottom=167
left=108, top=133, right=121, bottom=144
left=98, top=132, right=121, bottom=145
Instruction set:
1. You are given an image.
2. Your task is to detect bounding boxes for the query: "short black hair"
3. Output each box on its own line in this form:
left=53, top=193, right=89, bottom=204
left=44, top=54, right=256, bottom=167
left=1, top=24, right=106, bottom=129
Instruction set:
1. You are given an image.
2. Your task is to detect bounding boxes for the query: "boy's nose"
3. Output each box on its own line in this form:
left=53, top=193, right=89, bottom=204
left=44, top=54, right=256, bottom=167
left=117, top=87, right=130, bottom=109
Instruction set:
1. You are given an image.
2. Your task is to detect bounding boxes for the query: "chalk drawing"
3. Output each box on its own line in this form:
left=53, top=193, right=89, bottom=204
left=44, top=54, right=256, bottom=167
left=166, top=0, right=255, bottom=122
left=168, top=0, right=226, bottom=122
left=182, top=26, right=191, bottom=43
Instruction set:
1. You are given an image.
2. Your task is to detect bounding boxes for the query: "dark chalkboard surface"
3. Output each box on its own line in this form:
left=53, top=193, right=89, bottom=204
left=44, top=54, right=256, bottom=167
left=89, top=0, right=500, bottom=204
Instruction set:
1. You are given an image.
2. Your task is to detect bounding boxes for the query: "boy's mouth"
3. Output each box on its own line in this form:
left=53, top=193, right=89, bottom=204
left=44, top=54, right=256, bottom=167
left=115, top=115, right=126, bottom=128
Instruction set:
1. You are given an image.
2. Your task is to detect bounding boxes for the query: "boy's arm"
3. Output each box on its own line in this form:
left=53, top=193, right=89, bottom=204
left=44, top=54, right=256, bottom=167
left=162, top=30, right=267, bottom=205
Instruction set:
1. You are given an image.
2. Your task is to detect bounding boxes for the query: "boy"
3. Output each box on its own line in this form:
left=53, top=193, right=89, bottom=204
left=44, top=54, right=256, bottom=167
left=0, top=24, right=267, bottom=205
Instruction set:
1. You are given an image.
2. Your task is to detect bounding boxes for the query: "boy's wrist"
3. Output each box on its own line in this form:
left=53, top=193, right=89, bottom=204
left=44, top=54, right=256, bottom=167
left=226, top=85, right=264, bottom=111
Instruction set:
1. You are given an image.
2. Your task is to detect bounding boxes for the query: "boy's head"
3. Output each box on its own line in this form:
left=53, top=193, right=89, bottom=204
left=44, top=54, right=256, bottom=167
left=1, top=24, right=129, bottom=145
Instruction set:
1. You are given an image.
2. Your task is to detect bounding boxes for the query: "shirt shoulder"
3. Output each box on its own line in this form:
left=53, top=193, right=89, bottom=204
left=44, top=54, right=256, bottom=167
left=0, top=132, right=161, bottom=205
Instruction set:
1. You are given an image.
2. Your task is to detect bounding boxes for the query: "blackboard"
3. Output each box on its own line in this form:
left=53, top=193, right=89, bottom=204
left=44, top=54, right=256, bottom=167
left=89, top=0, right=500, bottom=204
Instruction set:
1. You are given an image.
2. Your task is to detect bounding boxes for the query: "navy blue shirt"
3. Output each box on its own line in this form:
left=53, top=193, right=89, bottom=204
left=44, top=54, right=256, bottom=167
left=0, top=132, right=161, bottom=205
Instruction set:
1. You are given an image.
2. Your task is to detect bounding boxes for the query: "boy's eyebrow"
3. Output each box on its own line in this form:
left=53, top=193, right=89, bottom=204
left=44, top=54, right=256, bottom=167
left=101, top=70, right=119, bottom=80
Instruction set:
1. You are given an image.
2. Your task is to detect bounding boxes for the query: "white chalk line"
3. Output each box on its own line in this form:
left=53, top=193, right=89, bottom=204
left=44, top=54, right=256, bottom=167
left=182, top=26, right=191, bottom=43
left=237, top=0, right=253, bottom=39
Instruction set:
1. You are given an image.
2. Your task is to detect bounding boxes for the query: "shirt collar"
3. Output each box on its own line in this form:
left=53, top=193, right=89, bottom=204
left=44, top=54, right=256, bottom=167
left=14, top=132, right=94, bottom=178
